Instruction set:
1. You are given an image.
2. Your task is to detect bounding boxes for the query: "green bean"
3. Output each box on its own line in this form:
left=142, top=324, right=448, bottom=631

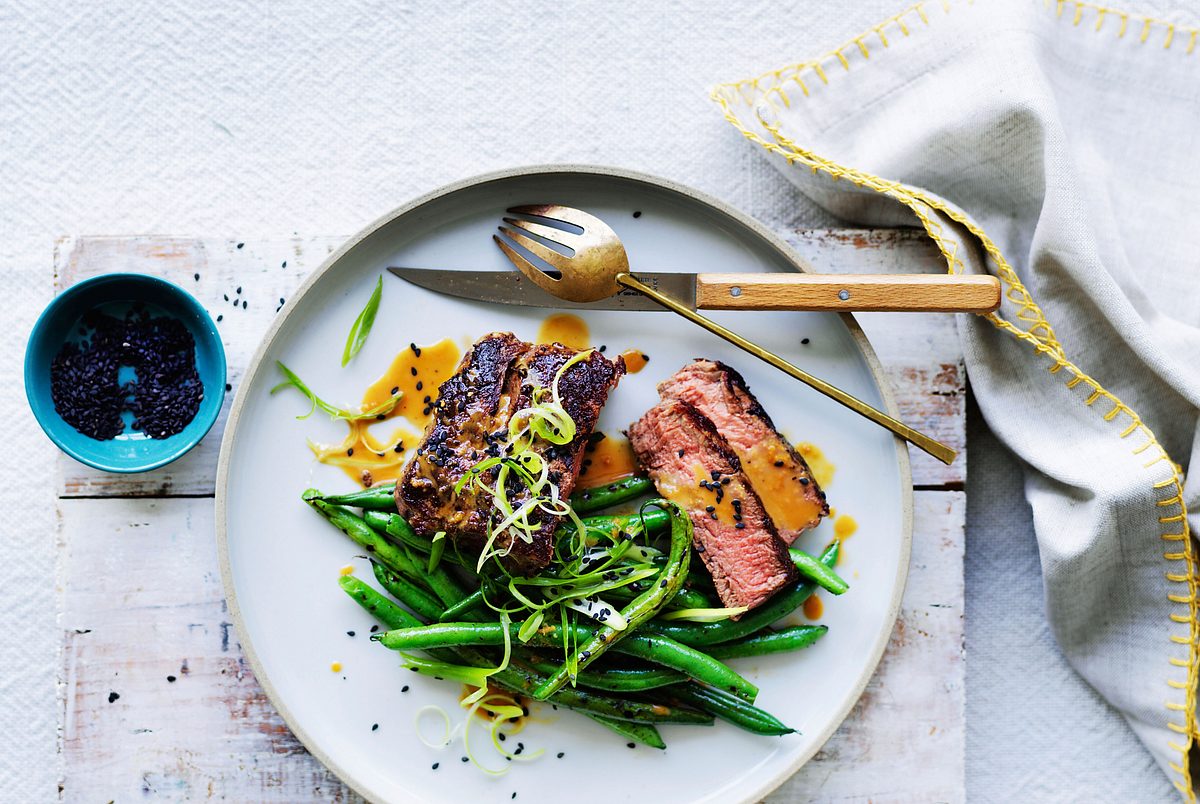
left=373, top=619, right=758, bottom=702
left=665, top=684, right=794, bottom=736
left=462, top=661, right=711, bottom=725
left=607, top=582, right=714, bottom=611
left=340, top=574, right=420, bottom=630
left=522, top=657, right=686, bottom=692
left=584, top=714, right=666, bottom=749
left=370, top=559, right=444, bottom=622
left=645, top=541, right=839, bottom=647
left=574, top=507, right=671, bottom=540
left=789, top=547, right=848, bottom=595
left=309, top=500, right=464, bottom=608
left=342, top=576, right=696, bottom=725
left=438, top=588, right=485, bottom=622
left=304, top=483, right=397, bottom=510
left=310, top=499, right=428, bottom=583
left=533, top=501, right=693, bottom=700
left=705, top=625, right=828, bottom=659
left=569, top=476, right=655, bottom=514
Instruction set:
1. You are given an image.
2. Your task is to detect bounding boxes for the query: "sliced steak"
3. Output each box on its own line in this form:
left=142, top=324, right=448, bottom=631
left=396, top=332, right=526, bottom=538
left=658, top=359, right=828, bottom=544
left=397, top=333, right=623, bottom=572
left=628, top=398, right=797, bottom=613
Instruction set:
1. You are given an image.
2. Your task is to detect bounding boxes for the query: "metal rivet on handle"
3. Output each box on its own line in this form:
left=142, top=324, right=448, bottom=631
left=730, top=286, right=742, bottom=297
left=838, top=289, right=851, bottom=301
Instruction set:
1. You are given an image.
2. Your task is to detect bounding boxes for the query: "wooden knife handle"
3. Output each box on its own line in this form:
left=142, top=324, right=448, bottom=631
left=695, top=273, right=1001, bottom=313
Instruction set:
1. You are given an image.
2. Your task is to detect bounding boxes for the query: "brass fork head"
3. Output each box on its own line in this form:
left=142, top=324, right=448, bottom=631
left=494, top=204, right=629, bottom=303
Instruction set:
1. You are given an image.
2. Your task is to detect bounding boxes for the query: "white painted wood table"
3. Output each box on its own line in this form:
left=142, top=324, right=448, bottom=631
left=55, top=230, right=965, bottom=803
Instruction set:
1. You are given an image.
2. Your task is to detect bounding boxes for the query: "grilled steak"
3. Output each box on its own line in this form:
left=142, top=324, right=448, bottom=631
left=658, top=360, right=828, bottom=544
left=628, top=398, right=797, bottom=612
left=396, top=332, right=623, bottom=572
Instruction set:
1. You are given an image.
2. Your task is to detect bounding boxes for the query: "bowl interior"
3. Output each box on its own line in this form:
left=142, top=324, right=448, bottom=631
left=25, top=273, right=226, bottom=473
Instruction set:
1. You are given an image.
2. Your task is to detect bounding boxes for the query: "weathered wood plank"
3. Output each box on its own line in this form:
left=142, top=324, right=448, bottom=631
left=57, top=490, right=962, bottom=802
left=54, top=233, right=964, bottom=496
left=772, top=490, right=965, bottom=803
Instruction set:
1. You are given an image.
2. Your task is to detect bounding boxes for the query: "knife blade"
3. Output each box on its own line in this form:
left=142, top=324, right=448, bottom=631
left=387, top=266, right=693, bottom=311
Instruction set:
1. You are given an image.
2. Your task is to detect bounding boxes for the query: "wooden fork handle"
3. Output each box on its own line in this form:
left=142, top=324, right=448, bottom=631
left=695, top=273, right=1001, bottom=313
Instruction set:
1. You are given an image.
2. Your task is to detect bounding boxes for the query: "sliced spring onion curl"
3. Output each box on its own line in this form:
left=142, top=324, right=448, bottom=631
left=404, top=611, right=535, bottom=774
left=272, top=361, right=399, bottom=421
left=658, top=606, right=750, bottom=622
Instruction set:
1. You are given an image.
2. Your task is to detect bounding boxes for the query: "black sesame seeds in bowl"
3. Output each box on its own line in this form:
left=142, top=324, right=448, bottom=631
left=25, top=273, right=227, bottom=473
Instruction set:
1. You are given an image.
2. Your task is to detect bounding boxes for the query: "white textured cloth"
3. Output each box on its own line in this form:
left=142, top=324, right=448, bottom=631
left=715, top=0, right=1200, bottom=797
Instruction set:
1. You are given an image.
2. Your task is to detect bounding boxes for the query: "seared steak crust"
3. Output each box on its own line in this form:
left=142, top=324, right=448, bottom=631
left=396, top=333, right=623, bottom=572
left=658, top=359, right=828, bottom=543
left=628, top=398, right=797, bottom=612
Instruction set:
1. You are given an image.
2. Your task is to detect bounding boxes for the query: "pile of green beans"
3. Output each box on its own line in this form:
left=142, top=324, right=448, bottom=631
left=304, top=473, right=844, bottom=750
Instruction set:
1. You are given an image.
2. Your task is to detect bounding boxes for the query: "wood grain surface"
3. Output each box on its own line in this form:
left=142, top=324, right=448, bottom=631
left=56, top=230, right=966, bottom=803
left=695, top=273, right=999, bottom=313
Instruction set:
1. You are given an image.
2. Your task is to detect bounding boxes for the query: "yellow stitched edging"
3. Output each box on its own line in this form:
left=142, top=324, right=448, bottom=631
left=1048, top=0, right=1200, bottom=52
left=711, top=1, right=1198, bottom=797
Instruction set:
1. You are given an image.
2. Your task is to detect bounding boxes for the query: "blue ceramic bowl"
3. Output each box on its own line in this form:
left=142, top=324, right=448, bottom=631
left=24, top=273, right=227, bottom=473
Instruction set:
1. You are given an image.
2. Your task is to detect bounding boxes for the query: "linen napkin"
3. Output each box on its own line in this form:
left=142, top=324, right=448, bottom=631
left=713, top=0, right=1200, bottom=796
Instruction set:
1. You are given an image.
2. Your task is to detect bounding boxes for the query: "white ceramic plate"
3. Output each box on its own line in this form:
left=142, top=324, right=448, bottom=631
left=217, top=166, right=911, bottom=804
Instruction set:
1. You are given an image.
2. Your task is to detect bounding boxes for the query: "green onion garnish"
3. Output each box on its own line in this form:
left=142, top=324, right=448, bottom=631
left=271, top=360, right=399, bottom=421
left=341, top=275, right=382, bottom=367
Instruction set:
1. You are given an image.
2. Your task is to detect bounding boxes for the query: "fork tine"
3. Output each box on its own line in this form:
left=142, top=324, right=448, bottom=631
left=508, top=204, right=603, bottom=232
left=497, top=225, right=573, bottom=273
left=502, top=216, right=578, bottom=249
left=493, top=234, right=562, bottom=286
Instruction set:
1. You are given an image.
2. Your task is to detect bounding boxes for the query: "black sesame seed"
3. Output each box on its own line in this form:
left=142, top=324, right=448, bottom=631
left=371, top=723, right=378, bottom=731
left=216, top=314, right=223, bottom=322
left=774, top=460, right=785, bottom=467
left=402, top=685, right=409, bottom=692
left=498, top=732, right=506, bottom=742
left=236, top=242, right=244, bottom=249
left=193, top=273, right=200, bottom=281
left=346, top=630, right=355, bottom=637
left=225, top=383, right=232, bottom=392
left=242, top=300, right=247, bottom=309
left=370, top=624, right=379, bottom=633
left=799, top=477, right=810, bottom=485
left=416, top=381, right=423, bottom=391
left=236, top=286, right=242, bottom=294
left=735, top=522, right=746, bottom=529
left=801, top=338, right=810, bottom=345
left=223, top=294, right=229, bottom=301
left=410, top=367, right=418, bottom=376
left=50, top=309, right=203, bottom=441
left=461, top=756, right=469, bottom=763
left=432, top=762, right=439, bottom=770
left=627, top=742, right=635, bottom=748
left=347, top=447, right=354, bottom=456
left=166, top=675, right=176, bottom=683
left=281, top=261, right=287, bottom=268
left=108, top=692, right=120, bottom=703
left=678, top=448, right=685, bottom=457
left=557, top=752, right=564, bottom=758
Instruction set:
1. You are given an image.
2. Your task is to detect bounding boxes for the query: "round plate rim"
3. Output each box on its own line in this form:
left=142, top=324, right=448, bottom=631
left=215, top=163, right=913, bottom=804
